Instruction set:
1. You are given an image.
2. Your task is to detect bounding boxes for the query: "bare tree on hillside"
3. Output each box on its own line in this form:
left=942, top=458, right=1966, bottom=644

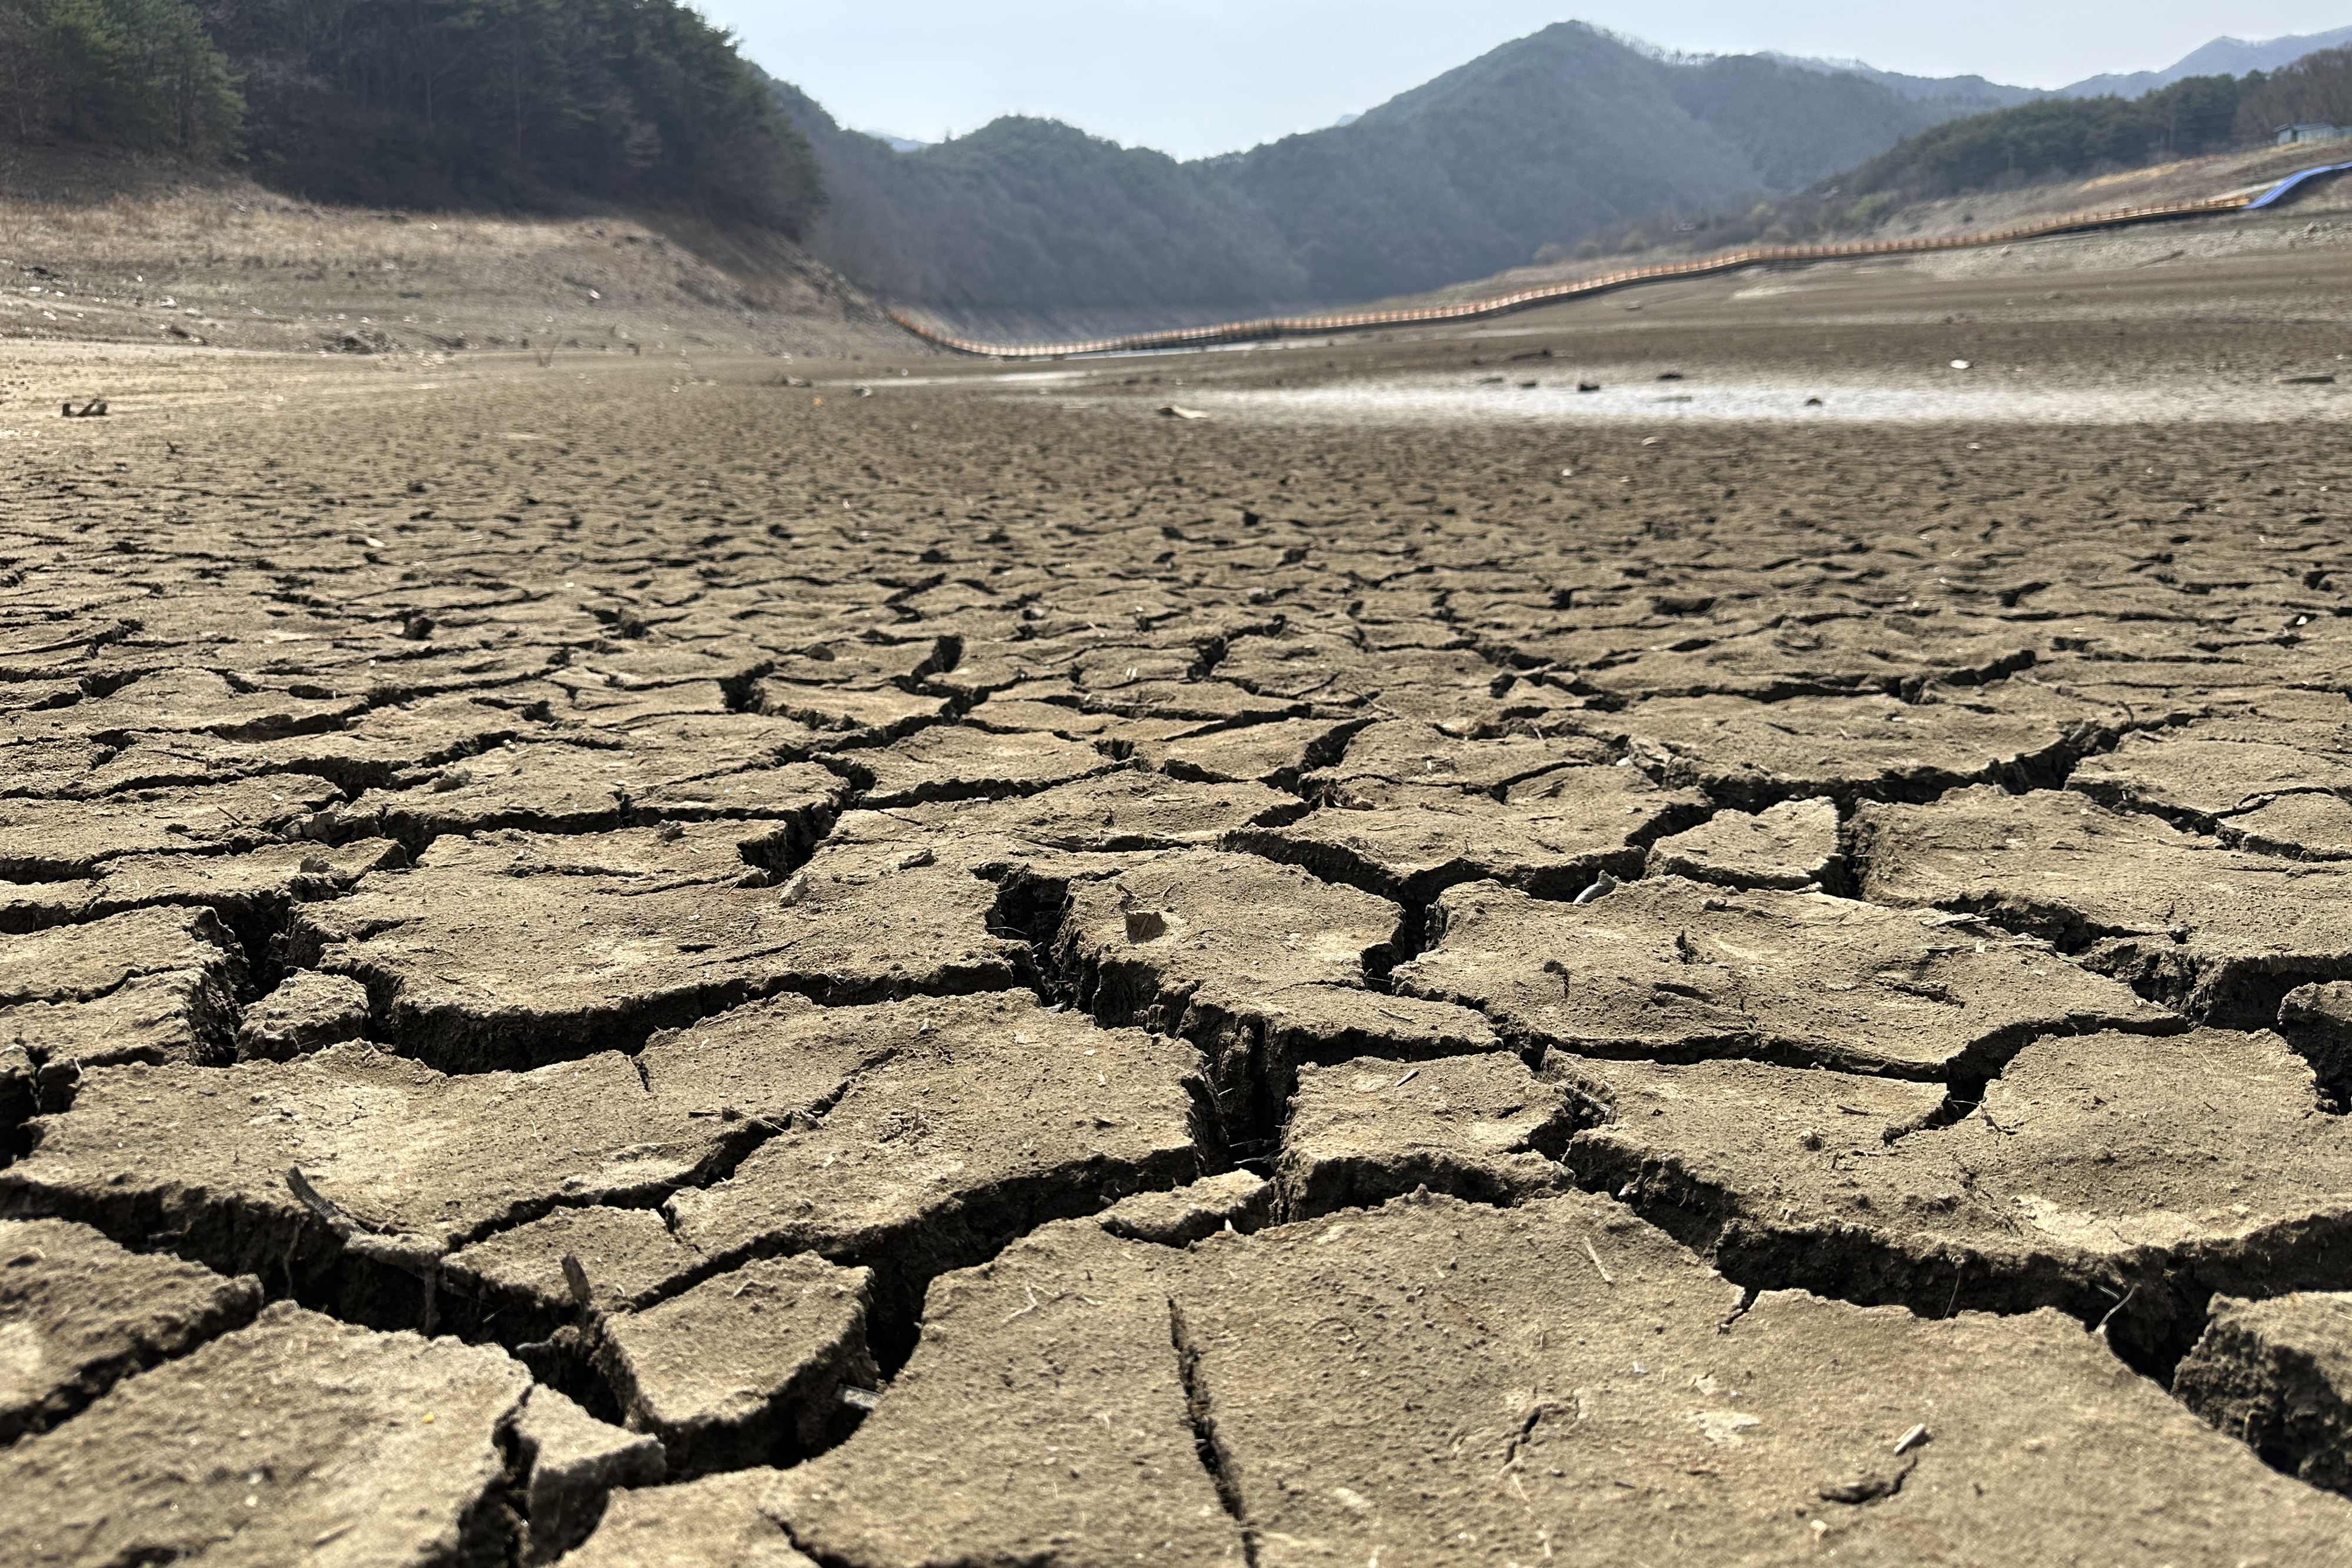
left=2237, top=48, right=2352, bottom=138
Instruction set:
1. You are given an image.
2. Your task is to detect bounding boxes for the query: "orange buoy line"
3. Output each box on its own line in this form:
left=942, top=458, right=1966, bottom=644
left=886, top=191, right=2257, bottom=360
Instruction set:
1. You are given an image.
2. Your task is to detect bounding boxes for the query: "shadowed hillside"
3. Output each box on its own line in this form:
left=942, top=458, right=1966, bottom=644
left=776, top=22, right=2020, bottom=323
left=0, top=0, right=826, bottom=236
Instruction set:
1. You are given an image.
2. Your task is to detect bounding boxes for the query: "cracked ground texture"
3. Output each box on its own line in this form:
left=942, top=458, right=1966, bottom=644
left=15, top=231, right=2352, bottom=1567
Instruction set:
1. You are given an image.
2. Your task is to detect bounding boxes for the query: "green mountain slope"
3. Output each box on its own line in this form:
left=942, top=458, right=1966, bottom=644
left=0, top=0, right=825, bottom=237
left=768, top=79, right=1303, bottom=311
left=778, top=22, right=2014, bottom=317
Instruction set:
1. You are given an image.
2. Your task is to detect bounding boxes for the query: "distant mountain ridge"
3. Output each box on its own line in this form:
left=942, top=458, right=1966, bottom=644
left=2059, top=24, right=2352, bottom=99
left=774, top=22, right=2016, bottom=323
left=769, top=19, right=2352, bottom=332
left=1762, top=54, right=2043, bottom=107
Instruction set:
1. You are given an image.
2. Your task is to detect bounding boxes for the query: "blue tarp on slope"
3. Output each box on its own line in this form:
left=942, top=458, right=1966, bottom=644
left=2248, top=162, right=2352, bottom=209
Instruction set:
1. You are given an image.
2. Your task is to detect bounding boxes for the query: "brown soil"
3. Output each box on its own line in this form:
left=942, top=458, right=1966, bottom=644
left=0, top=145, right=907, bottom=366
left=8, top=191, right=2352, bottom=1564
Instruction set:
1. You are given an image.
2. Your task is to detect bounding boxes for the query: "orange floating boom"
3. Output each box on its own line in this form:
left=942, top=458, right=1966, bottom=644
left=887, top=190, right=2260, bottom=360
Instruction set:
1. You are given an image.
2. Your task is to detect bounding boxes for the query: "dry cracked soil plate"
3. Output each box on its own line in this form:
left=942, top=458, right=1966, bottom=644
left=16, top=329, right=2352, bottom=1565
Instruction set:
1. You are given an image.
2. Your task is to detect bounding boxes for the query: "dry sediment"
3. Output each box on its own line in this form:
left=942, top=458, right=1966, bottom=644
left=9, top=228, right=2352, bottom=1561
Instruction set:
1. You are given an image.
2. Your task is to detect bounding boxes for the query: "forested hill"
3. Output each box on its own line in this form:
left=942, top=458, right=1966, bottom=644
left=0, top=0, right=826, bottom=236
left=776, top=23, right=2017, bottom=320
left=1832, top=71, right=2260, bottom=206
left=766, top=78, right=1305, bottom=314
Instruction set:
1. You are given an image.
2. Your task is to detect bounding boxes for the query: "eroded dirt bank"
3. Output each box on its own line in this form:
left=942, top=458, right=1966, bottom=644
left=9, top=231, right=2352, bottom=1565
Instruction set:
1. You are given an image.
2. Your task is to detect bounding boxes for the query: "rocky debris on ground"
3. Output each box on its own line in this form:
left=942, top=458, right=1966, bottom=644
left=1855, top=785, right=2352, bottom=1025
left=1275, top=1052, right=1576, bottom=1218
left=0, top=1217, right=263, bottom=1442
left=1559, top=1026, right=2352, bottom=1365
left=5, top=1300, right=534, bottom=1567
left=592, top=1255, right=877, bottom=1479
left=1646, top=796, right=1844, bottom=890
left=511, top=1385, right=666, bottom=1564
left=1397, top=874, right=2179, bottom=1078
left=2175, top=1291, right=2352, bottom=1495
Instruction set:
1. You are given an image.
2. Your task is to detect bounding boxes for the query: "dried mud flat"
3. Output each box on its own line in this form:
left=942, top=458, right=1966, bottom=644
left=14, top=225, right=2352, bottom=1567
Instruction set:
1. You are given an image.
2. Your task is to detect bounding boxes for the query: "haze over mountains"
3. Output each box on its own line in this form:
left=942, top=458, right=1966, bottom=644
left=773, top=21, right=2343, bottom=335
left=2060, top=23, right=2352, bottom=99
left=774, top=23, right=2022, bottom=330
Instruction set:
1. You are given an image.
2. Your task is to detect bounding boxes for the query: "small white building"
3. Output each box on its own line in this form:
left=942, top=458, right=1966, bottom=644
left=2277, top=123, right=2352, bottom=145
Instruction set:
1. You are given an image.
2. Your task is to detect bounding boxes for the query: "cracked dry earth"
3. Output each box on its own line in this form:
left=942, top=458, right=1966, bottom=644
left=18, top=323, right=2352, bottom=1568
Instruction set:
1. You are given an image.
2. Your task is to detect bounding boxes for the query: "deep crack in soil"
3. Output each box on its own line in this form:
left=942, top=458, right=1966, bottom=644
left=13, top=214, right=2352, bottom=1564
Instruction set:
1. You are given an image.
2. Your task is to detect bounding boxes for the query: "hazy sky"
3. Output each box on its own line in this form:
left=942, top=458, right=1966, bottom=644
left=697, top=2, right=2352, bottom=159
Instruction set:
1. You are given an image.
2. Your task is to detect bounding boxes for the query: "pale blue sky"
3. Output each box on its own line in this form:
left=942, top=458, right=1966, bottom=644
left=699, top=2, right=2352, bottom=158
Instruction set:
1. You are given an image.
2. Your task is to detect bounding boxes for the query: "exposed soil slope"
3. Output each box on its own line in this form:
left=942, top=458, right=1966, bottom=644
left=0, top=146, right=903, bottom=363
